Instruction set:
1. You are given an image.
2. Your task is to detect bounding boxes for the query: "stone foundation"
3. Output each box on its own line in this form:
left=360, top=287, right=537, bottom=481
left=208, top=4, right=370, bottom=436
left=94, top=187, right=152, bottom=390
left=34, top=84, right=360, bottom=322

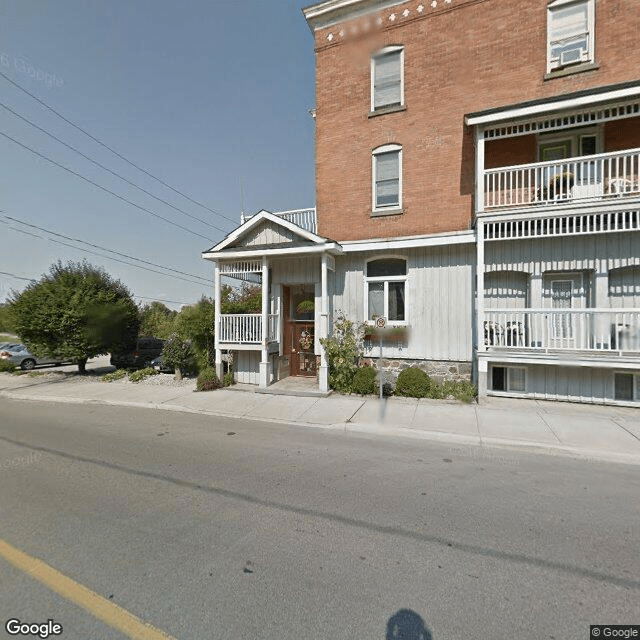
left=360, top=358, right=472, bottom=386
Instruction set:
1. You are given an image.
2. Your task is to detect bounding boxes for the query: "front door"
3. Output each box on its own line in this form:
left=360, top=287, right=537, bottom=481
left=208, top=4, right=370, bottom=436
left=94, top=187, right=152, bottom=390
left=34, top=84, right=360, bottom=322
left=543, top=273, right=588, bottom=349
left=282, top=285, right=317, bottom=378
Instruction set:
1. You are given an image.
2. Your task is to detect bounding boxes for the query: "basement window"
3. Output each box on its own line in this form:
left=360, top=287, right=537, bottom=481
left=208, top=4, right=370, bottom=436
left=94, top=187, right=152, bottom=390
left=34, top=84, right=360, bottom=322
left=614, top=372, right=640, bottom=401
left=492, top=366, right=526, bottom=392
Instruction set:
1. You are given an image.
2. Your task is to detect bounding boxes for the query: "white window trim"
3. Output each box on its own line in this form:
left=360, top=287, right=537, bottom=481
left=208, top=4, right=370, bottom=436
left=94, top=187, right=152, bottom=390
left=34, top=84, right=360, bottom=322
left=614, top=371, right=640, bottom=402
left=547, top=0, right=595, bottom=74
left=371, top=45, right=405, bottom=112
left=372, top=143, right=403, bottom=213
left=492, top=365, right=527, bottom=392
left=363, top=255, right=408, bottom=326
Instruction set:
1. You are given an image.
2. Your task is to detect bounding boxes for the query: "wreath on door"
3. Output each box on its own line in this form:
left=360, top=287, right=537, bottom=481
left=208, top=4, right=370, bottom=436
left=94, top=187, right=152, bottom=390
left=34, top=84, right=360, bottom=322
left=299, top=330, right=313, bottom=351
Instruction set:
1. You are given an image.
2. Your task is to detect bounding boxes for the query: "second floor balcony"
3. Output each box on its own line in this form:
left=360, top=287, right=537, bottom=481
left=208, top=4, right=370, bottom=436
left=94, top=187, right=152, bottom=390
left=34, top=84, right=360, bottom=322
left=483, top=147, right=640, bottom=211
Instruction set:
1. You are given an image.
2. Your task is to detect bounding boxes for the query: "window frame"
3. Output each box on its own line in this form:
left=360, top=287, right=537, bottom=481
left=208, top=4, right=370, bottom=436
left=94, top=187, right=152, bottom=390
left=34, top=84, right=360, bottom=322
left=614, top=372, right=640, bottom=402
left=547, top=0, right=595, bottom=74
left=372, top=143, right=403, bottom=213
left=363, top=256, right=408, bottom=326
left=371, top=45, right=405, bottom=113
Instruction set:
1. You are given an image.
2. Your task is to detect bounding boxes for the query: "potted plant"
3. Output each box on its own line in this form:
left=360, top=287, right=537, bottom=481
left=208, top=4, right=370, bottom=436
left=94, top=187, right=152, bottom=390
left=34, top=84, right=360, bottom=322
left=547, top=171, right=574, bottom=199
left=296, top=299, right=315, bottom=314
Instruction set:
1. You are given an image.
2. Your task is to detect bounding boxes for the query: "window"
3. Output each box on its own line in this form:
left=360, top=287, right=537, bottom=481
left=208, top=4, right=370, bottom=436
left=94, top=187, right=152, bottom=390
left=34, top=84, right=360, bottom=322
left=372, top=144, right=402, bottom=212
left=614, top=373, right=640, bottom=402
left=365, top=258, right=407, bottom=323
left=547, top=0, right=594, bottom=72
left=371, top=46, right=404, bottom=111
left=492, top=366, right=526, bottom=392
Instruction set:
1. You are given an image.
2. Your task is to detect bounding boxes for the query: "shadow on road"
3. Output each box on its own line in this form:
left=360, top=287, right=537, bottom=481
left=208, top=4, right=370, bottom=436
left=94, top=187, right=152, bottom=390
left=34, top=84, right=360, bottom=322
left=386, top=609, right=433, bottom=639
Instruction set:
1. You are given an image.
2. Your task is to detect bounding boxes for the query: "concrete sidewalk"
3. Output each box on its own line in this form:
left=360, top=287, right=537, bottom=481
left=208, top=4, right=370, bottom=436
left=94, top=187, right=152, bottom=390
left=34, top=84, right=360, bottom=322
left=1, top=370, right=640, bottom=465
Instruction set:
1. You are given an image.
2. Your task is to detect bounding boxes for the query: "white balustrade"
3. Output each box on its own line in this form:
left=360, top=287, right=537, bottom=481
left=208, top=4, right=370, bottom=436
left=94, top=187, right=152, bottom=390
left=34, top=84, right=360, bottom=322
left=218, top=314, right=281, bottom=344
left=483, top=309, right=640, bottom=353
left=484, top=148, right=640, bottom=209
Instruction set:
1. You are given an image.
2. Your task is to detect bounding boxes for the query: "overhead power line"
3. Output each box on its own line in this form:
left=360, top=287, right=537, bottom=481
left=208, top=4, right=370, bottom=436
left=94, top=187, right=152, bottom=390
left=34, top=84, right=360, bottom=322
left=0, top=101, right=232, bottom=234
left=0, top=70, right=239, bottom=226
left=3, top=215, right=212, bottom=285
left=1, top=222, right=211, bottom=288
left=0, top=128, right=213, bottom=242
left=0, top=270, right=35, bottom=282
left=135, top=295, right=195, bottom=306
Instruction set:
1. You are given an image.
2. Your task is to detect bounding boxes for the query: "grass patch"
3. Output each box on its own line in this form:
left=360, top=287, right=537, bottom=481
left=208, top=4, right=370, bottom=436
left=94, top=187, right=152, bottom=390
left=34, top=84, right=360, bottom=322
left=128, top=367, right=158, bottom=383
left=0, top=359, right=17, bottom=373
left=101, top=369, right=129, bottom=382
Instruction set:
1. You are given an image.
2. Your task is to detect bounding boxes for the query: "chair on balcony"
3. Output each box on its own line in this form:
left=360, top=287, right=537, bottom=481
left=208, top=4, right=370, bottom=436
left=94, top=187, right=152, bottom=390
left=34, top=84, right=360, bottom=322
left=607, top=177, right=637, bottom=196
left=484, top=321, right=505, bottom=346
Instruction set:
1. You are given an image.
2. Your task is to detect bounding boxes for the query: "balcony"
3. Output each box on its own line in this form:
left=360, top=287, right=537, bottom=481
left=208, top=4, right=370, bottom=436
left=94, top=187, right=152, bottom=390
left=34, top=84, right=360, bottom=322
left=219, top=314, right=279, bottom=345
left=483, top=148, right=640, bottom=211
left=483, top=309, right=640, bottom=354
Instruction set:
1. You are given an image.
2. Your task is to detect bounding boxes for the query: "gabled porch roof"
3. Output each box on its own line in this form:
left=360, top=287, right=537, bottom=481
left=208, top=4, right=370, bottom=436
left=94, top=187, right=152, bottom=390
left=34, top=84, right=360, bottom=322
left=202, top=209, right=343, bottom=261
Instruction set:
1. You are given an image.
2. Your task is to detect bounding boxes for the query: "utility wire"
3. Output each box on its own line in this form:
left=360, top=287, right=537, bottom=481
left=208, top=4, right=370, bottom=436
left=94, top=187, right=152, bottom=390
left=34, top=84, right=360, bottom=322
left=0, top=128, right=214, bottom=242
left=0, top=101, right=233, bottom=234
left=0, top=270, right=35, bottom=282
left=3, top=214, right=212, bottom=285
left=0, top=70, right=239, bottom=226
left=2, top=223, right=211, bottom=287
left=135, top=295, right=195, bottom=306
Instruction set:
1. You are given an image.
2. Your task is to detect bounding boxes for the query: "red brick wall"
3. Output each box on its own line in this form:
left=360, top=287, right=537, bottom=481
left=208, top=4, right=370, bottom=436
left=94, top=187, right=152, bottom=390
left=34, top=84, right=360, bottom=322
left=485, top=135, right=537, bottom=169
left=312, top=0, right=640, bottom=241
left=605, top=117, right=640, bottom=152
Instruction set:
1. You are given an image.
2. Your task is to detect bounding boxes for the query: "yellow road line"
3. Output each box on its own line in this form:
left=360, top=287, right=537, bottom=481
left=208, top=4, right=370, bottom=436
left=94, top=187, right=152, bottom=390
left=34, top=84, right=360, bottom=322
left=0, top=537, right=177, bottom=640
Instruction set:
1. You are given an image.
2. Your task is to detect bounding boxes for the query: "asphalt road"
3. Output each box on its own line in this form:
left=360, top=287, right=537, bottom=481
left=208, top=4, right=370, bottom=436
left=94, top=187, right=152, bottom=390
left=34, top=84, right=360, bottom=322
left=0, top=399, right=638, bottom=640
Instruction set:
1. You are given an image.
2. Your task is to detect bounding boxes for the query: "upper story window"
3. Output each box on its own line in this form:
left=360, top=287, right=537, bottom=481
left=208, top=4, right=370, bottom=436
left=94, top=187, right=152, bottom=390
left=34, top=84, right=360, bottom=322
left=365, top=258, right=407, bottom=323
left=371, top=46, right=404, bottom=112
left=372, top=144, right=402, bottom=212
left=547, top=0, right=594, bottom=72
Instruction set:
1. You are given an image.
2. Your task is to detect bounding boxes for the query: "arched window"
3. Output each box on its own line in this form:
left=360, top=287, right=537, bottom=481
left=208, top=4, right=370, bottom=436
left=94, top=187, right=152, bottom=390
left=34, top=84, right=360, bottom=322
left=364, top=257, right=407, bottom=322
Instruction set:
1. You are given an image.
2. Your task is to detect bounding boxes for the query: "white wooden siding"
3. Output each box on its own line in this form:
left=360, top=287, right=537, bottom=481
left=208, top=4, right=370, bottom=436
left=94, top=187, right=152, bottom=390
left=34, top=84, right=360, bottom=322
left=270, top=257, right=320, bottom=285
left=331, top=245, right=475, bottom=361
left=235, top=350, right=260, bottom=384
left=609, top=266, right=640, bottom=308
left=485, top=271, right=529, bottom=309
left=490, top=363, right=640, bottom=404
left=236, top=221, right=314, bottom=248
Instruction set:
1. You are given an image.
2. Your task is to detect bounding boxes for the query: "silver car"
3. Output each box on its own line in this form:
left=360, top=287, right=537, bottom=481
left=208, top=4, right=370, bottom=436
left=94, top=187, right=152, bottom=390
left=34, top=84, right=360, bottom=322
left=0, top=344, right=69, bottom=370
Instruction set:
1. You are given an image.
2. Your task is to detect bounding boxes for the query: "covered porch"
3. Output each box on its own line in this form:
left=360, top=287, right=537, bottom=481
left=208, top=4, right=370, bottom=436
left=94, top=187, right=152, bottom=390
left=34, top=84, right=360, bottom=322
left=202, top=209, right=343, bottom=391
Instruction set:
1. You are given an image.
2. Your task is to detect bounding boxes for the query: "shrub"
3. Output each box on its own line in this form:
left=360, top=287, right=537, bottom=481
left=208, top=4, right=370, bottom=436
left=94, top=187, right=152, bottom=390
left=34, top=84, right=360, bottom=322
left=395, top=367, right=432, bottom=398
left=351, top=366, right=377, bottom=395
left=197, top=367, right=222, bottom=392
left=162, top=333, right=195, bottom=380
left=102, top=369, right=128, bottom=382
left=0, top=359, right=16, bottom=373
left=129, top=367, right=157, bottom=383
left=320, top=314, right=366, bottom=393
left=223, top=370, right=234, bottom=387
left=442, top=380, right=478, bottom=403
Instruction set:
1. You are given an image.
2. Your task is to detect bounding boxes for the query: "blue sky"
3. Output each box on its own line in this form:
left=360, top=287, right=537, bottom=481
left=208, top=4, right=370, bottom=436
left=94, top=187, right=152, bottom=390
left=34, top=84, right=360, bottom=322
left=0, top=0, right=316, bottom=307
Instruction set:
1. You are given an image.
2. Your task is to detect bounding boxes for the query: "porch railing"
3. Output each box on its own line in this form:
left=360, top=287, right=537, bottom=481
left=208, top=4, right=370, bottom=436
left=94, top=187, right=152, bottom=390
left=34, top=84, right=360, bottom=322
left=218, top=314, right=280, bottom=344
left=484, top=148, right=640, bottom=210
left=483, top=309, right=640, bottom=353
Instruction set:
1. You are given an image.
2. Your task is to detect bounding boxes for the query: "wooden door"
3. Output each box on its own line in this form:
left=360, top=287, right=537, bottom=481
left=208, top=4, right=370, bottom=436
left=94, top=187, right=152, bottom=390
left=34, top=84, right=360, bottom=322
left=289, top=322, right=316, bottom=377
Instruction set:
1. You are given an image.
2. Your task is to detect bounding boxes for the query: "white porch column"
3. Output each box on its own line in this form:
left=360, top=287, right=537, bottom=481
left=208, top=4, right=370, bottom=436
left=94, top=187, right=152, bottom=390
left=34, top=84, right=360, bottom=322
left=475, top=127, right=485, bottom=214
left=476, top=220, right=487, bottom=398
left=319, top=253, right=329, bottom=393
left=213, top=260, right=223, bottom=379
left=259, top=256, right=269, bottom=388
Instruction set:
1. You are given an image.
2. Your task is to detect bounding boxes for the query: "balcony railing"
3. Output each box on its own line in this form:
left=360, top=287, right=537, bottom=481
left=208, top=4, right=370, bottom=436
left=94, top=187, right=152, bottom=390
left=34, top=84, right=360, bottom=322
left=483, top=309, right=640, bottom=353
left=219, top=313, right=279, bottom=344
left=241, top=207, right=317, bottom=234
left=483, top=148, right=640, bottom=210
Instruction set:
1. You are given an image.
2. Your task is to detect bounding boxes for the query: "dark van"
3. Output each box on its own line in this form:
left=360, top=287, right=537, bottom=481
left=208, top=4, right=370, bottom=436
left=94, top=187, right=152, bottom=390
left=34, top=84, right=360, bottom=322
left=110, top=337, right=164, bottom=370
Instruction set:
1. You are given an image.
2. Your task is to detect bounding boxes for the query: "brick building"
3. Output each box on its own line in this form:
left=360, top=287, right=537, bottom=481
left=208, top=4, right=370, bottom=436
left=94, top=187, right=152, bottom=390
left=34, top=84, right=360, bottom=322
left=204, top=0, right=640, bottom=405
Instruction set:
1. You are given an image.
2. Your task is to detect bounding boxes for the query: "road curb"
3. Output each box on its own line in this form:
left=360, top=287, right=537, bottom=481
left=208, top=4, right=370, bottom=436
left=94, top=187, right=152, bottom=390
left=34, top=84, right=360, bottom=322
left=3, top=388, right=640, bottom=466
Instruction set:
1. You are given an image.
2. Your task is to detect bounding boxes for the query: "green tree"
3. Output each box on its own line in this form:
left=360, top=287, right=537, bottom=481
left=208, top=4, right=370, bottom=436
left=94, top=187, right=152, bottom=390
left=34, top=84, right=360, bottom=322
left=172, top=297, right=215, bottom=369
left=221, top=283, right=261, bottom=314
left=0, top=303, right=15, bottom=334
left=138, top=301, right=176, bottom=339
left=162, top=333, right=194, bottom=380
left=9, top=261, right=139, bottom=373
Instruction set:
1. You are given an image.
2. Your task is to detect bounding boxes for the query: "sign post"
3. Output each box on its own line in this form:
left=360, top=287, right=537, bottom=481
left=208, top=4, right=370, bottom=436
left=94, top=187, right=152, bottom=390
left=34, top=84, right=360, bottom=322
left=375, top=317, right=386, bottom=400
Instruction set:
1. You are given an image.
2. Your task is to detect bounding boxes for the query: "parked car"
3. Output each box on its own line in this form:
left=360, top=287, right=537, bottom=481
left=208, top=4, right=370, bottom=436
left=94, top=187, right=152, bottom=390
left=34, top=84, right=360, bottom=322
left=0, top=344, right=70, bottom=370
left=110, top=338, right=164, bottom=370
left=150, top=354, right=173, bottom=373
